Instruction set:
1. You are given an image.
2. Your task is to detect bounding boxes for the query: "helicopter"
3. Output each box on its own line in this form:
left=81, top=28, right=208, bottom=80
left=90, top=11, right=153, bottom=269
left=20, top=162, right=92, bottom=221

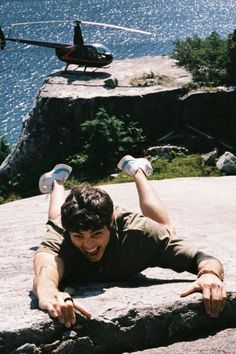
left=0, top=20, right=152, bottom=71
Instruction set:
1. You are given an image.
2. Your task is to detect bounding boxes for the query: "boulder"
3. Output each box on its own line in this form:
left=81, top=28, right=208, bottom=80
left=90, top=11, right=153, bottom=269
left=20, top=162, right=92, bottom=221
left=201, top=148, right=218, bottom=166
left=146, top=145, right=188, bottom=161
left=216, top=151, right=236, bottom=174
left=103, top=77, right=118, bottom=88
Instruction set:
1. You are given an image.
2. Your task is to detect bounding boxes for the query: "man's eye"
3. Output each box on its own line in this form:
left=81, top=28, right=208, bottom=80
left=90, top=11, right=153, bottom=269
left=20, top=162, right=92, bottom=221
left=72, top=234, right=82, bottom=238
left=93, top=232, right=102, bottom=237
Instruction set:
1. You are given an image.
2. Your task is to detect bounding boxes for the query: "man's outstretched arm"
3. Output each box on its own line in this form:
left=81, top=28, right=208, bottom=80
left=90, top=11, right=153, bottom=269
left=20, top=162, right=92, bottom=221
left=33, top=252, right=91, bottom=327
left=181, top=257, right=226, bottom=318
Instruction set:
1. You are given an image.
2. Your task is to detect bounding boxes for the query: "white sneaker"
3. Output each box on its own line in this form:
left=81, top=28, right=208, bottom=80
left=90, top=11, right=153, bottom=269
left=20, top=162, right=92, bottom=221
left=117, top=155, right=153, bottom=177
left=39, top=164, right=72, bottom=194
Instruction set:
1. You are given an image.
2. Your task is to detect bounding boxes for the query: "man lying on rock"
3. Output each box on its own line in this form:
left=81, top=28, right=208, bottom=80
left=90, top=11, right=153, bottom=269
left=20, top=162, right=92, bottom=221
left=33, top=155, right=226, bottom=328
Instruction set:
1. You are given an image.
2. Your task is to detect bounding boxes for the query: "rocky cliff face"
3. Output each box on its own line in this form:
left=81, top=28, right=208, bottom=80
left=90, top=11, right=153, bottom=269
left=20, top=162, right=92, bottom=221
left=0, top=56, right=235, bottom=180
left=181, top=89, right=236, bottom=145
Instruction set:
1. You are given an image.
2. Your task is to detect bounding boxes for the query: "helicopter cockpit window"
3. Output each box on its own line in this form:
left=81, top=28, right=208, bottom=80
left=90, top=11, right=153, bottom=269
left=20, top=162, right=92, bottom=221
left=93, top=43, right=110, bottom=54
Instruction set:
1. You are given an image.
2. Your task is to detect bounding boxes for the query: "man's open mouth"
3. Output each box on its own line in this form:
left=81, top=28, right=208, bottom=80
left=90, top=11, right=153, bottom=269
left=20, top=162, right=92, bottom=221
left=83, top=247, right=100, bottom=258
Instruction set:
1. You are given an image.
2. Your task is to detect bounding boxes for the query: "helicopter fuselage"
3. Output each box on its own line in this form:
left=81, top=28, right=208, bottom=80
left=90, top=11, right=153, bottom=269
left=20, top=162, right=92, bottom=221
left=55, top=44, right=113, bottom=67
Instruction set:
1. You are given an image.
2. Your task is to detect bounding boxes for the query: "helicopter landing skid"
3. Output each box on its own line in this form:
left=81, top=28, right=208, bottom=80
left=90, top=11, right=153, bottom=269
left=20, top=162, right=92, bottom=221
left=64, top=65, right=107, bottom=73
left=64, top=64, right=87, bottom=72
left=92, top=65, right=111, bottom=72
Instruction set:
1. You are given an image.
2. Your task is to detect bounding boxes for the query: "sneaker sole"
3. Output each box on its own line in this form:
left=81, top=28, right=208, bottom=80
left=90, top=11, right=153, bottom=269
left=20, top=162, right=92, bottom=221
left=39, top=164, right=72, bottom=193
left=117, top=155, right=134, bottom=170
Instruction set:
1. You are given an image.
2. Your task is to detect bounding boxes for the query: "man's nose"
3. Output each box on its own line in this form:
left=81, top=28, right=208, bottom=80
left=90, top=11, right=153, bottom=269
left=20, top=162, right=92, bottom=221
left=83, top=239, right=95, bottom=250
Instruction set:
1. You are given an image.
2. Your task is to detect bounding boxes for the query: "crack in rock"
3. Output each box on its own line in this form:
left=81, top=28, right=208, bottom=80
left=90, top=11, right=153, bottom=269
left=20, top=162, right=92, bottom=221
left=3, top=293, right=236, bottom=354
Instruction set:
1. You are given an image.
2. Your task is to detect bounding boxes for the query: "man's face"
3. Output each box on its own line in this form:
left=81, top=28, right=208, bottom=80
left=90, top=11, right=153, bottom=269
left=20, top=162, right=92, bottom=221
left=70, top=226, right=110, bottom=262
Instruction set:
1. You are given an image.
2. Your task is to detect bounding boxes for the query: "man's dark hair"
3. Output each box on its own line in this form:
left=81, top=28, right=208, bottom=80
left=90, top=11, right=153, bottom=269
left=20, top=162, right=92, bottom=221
left=61, top=183, right=114, bottom=233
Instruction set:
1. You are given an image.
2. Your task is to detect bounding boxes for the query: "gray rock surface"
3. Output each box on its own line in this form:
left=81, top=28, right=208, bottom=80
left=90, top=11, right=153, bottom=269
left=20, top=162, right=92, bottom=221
left=0, top=177, right=236, bottom=353
left=146, top=145, right=188, bottom=160
left=216, top=151, right=236, bottom=174
left=43, top=56, right=191, bottom=97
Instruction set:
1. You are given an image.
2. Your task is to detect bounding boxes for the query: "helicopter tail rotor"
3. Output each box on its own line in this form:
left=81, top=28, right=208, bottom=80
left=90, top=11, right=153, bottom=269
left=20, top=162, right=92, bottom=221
left=0, top=27, right=6, bottom=50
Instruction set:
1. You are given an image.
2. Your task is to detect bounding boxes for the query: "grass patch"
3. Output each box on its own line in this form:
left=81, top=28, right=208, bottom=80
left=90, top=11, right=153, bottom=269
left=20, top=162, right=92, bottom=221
left=130, top=71, right=173, bottom=87
left=0, top=193, right=22, bottom=205
left=150, top=155, right=221, bottom=179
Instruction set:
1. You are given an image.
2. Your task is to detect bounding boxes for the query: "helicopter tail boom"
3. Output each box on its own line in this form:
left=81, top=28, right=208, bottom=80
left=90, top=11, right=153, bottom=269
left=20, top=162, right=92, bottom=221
left=0, top=26, right=69, bottom=50
left=0, top=27, right=6, bottom=50
left=5, top=37, right=69, bottom=50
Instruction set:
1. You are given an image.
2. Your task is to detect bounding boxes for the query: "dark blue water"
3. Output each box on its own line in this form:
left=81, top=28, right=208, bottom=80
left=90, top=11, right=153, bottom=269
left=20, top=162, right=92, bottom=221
left=1, top=0, right=236, bottom=144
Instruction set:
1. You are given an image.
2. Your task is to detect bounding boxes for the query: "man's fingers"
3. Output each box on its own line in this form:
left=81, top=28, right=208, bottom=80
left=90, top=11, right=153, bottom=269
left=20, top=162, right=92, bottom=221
left=180, top=282, right=201, bottom=297
left=180, top=275, right=227, bottom=318
left=202, top=287, right=211, bottom=315
left=38, top=293, right=91, bottom=327
left=74, top=300, right=92, bottom=319
left=219, top=288, right=227, bottom=313
left=39, top=298, right=63, bottom=321
left=211, top=288, right=222, bottom=317
left=46, top=302, right=64, bottom=323
left=59, top=300, right=76, bottom=328
left=208, top=286, right=227, bottom=318
left=47, top=304, right=59, bottom=319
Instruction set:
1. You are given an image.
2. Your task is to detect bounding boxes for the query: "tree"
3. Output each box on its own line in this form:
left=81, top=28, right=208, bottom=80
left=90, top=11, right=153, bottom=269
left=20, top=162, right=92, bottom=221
left=227, top=29, right=236, bottom=85
left=172, top=32, right=228, bottom=86
left=67, top=108, right=146, bottom=178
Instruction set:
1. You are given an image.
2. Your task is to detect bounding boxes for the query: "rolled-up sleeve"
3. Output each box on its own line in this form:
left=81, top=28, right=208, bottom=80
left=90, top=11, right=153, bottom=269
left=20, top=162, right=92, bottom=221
left=144, top=219, right=198, bottom=273
left=36, top=218, right=64, bottom=256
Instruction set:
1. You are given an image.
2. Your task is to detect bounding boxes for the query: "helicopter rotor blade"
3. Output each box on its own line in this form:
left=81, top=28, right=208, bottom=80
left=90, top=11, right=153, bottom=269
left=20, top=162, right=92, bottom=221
left=10, top=20, right=153, bottom=35
left=11, top=20, right=73, bottom=27
left=80, top=20, right=153, bottom=35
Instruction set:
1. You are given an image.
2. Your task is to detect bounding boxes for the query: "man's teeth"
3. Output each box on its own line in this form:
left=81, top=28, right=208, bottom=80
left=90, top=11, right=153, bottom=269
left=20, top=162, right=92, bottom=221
left=85, top=248, right=98, bottom=255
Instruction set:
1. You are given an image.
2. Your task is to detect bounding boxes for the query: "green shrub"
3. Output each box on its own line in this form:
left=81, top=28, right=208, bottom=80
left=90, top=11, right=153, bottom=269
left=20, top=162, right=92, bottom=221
left=172, top=31, right=229, bottom=86
left=67, top=107, right=146, bottom=179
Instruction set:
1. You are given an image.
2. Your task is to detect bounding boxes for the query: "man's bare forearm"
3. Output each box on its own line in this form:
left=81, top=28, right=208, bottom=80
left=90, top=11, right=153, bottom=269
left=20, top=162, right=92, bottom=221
left=33, top=252, right=64, bottom=299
